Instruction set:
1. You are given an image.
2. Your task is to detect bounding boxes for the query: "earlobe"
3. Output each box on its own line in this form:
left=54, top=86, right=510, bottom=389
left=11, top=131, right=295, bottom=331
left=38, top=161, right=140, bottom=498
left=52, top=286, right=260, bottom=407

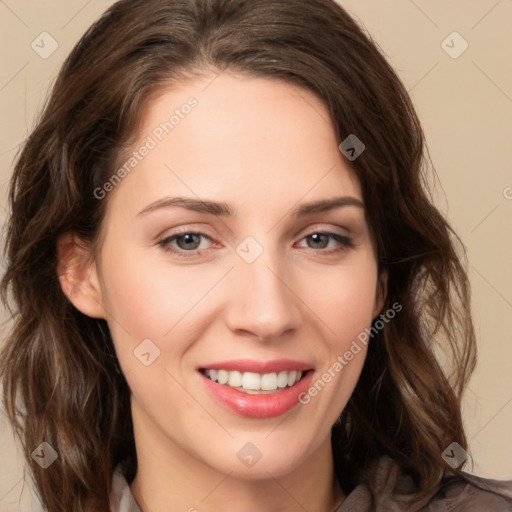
left=373, top=269, right=389, bottom=318
left=56, top=233, right=106, bottom=319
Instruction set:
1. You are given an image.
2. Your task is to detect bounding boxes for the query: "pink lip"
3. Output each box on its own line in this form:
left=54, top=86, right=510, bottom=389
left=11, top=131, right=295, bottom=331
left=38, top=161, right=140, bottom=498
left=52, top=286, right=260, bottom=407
left=199, top=359, right=313, bottom=374
left=198, top=362, right=315, bottom=419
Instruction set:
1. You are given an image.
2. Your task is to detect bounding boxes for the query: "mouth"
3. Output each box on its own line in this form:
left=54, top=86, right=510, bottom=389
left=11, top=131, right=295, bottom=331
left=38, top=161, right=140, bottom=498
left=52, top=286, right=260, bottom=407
left=199, top=368, right=307, bottom=394
left=197, top=359, right=315, bottom=418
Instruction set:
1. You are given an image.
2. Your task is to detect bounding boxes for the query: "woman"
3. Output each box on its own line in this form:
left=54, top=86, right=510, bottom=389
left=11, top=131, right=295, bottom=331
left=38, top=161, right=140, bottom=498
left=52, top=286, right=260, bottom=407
left=1, top=0, right=511, bottom=511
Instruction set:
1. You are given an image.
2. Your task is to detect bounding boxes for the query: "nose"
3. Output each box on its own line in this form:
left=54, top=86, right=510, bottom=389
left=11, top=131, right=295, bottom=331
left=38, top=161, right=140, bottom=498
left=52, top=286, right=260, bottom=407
left=223, top=251, right=302, bottom=342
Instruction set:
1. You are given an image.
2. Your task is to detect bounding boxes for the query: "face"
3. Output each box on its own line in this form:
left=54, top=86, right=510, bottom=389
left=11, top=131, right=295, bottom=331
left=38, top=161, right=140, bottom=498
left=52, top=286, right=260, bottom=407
left=66, top=73, right=386, bottom=479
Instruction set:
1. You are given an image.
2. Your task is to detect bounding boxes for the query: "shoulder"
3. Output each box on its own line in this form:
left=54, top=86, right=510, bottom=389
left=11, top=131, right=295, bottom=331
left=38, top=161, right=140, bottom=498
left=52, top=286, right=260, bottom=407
left=350, top=455, right=512, bottom=511
left=430, top=471, right=512, bottom=511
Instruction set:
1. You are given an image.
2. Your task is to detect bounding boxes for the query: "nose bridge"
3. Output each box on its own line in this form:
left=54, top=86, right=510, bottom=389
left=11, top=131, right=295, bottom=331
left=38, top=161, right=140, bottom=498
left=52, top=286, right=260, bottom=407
left=224, top=244, right=301, bottom=340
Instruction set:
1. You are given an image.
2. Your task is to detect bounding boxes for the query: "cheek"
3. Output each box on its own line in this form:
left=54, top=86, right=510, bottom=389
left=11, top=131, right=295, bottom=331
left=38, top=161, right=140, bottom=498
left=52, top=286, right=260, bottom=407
left=297, top=266, right=376, bottom=422
left=96, top=247, right=176, bottom=371
left=98, top=245, right=229, bottom=375
left=298, top=257, right=377, bottom=407
left=300, top=258, right=379, bottom=345
left=99, top=247, right=209, bottom=334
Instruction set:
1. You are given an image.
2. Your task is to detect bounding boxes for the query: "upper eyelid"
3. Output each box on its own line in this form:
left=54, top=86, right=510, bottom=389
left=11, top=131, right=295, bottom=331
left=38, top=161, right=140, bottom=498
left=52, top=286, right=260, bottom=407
left=294, top=222, right=352, bottom=237
left=161, top=225, right=350, bottom=240
left=162, top=220, right=352, bottom=237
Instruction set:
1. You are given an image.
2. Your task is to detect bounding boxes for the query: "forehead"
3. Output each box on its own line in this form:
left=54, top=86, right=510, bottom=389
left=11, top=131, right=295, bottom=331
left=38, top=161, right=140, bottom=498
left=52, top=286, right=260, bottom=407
left=105, top=73, right=362, bottom=220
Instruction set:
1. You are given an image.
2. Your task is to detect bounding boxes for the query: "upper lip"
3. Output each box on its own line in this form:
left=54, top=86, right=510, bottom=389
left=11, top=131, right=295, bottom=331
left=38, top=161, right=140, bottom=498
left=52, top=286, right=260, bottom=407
left=198, top=359, right=314, bottom=374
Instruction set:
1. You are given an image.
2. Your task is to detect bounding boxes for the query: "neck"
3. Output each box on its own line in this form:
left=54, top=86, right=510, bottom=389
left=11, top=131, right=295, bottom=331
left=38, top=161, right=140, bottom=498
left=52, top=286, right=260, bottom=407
left=129, top=401, right=345, bottom=512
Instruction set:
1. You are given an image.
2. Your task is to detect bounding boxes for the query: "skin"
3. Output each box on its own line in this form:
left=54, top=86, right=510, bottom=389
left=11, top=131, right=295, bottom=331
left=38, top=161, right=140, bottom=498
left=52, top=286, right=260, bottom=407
left=59, top=72, right=387, bottom=512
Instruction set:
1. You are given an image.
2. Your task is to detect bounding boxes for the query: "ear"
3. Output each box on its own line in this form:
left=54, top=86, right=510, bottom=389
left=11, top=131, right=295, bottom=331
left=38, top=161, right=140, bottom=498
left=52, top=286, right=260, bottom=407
left=56, top=232, right=106, bottom=319
left=372, top=268, right=388, bottom=318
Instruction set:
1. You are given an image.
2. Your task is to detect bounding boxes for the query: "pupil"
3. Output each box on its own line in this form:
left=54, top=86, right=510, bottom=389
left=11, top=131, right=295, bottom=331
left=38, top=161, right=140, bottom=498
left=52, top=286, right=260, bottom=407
left=309, top=233, right=328, bottom=249
left=178, top=234, right=200, bottom=250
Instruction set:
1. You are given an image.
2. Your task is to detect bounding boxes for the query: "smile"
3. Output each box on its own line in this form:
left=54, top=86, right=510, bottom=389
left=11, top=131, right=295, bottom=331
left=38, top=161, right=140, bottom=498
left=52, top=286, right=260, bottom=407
left=201, top=369, right=304, bottom=394
left=197, top=359, right=315, bottom=418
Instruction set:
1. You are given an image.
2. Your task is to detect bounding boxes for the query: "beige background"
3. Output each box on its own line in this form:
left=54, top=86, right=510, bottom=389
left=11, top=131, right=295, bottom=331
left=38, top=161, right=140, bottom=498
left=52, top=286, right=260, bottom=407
left=1, top=0, right=511, bottom=509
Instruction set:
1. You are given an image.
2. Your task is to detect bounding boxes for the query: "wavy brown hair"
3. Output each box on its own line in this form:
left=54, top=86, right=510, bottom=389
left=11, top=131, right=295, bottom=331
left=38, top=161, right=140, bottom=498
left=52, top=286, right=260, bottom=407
left=1, top=0, right=476, bottom=510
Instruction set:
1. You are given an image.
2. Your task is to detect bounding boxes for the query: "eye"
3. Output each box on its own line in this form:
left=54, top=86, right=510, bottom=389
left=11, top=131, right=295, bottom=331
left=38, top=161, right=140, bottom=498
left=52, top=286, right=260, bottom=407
left=157, top=229, right=354, bottom=258
left=296, top=232, right=354, bottom=253
left=158, top=231, right=213, bottom=257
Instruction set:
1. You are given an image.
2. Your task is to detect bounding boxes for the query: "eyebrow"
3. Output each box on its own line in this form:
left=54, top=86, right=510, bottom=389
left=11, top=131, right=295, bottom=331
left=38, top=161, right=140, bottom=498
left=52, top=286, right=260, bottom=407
left=136, top=195, right=364, bottom=217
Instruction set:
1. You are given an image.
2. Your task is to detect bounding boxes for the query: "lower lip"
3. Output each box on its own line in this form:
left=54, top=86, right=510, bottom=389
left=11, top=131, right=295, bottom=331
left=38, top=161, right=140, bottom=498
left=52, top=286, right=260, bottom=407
left=199, top=371, right=314, bottom=419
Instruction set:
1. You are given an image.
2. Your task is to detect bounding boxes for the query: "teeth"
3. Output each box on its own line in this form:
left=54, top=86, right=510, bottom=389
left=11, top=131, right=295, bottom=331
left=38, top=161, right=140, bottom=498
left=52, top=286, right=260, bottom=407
left=204, top=369, right=303, bottom=392
left=261, top=372, right=277, bottom=390
left=277, top=371, right=288, bottom=388
left=228, top=370, right=242, bottom=387
left=242, top=372, right=260, bottom=390
left=217, top=369, right=228, bottom=385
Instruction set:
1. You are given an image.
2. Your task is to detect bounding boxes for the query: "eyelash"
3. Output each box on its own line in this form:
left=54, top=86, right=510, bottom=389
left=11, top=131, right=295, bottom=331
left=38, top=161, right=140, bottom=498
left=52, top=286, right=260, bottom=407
left=157, top=230, right=355, bottom=259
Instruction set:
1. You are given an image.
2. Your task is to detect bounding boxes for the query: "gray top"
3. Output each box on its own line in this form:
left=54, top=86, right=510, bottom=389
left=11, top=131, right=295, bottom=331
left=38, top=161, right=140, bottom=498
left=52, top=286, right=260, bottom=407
left=110, top=456, right=512, bottom=511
